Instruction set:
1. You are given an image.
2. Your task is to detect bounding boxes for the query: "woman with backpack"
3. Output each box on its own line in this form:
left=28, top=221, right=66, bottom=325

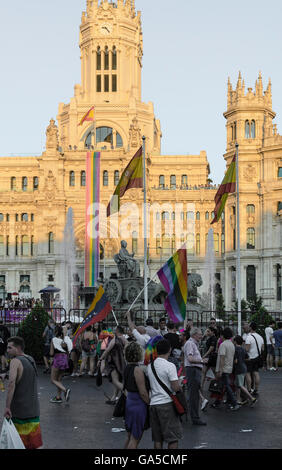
left=49, top=326, right=73, bottom=403
left=78, top=326, right=97, bottom=376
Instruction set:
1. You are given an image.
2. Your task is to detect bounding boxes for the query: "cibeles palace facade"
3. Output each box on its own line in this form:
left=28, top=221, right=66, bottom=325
left=0, top=0, right=282, bottom=312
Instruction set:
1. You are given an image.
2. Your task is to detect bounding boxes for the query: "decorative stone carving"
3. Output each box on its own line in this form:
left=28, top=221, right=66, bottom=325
left=243, top=164, right=256, bottom=182
left=44, top=171, right=57, bottom=202
left=45, top=216, right=57, bottom=232
left=129, top=117, right=142, bottom=148
left=46, top=119, right=59, bottom=150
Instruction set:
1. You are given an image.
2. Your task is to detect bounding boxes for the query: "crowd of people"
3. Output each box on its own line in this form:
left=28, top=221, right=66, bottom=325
left=0, top=314, right=282, bottom=450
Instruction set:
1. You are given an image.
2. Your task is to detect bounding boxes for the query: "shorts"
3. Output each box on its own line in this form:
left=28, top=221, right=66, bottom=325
left=246, top=357, right=260, bottom=373
left=150, top=402, right=182, bottom=444
left=82, top=350, right=96, bottom=359
left=267, top=344, right=275, bottom=355
left=52, top=353, right=69, bottom=370
left=274, top=347, right=282, bottom=358
left=235, top=373, right=246, bottom=388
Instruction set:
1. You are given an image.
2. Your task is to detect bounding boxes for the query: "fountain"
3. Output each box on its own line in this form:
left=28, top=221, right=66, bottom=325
left=63, top=207, right=77, bottom=312
left=202, top=228, right=216, bottom=312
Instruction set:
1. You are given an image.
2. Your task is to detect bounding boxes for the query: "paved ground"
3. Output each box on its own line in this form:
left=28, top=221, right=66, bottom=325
left=0, top=367, right=281, bottom=450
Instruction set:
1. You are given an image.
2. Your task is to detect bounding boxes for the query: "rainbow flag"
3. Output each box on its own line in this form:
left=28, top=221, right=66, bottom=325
left=73, top=286, right=112, bottom=346
left=157, top=247, right=188, bottom=323
left=107, top=146, right=143, bottom=217
left=85, top=151, right=100, bottom=287
left=211, top=156, right=236, bottom=224
left=78, top=106, right=94, bottom=126
left=144, top=335, right=163, bottom=365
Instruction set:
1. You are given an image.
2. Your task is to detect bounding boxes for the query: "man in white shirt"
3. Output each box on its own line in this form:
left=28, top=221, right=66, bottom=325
left=245, top=322, right=264, bottom=396
left=147, top=339, right=182, bottom=449
left=126, top=311, right=150, bottom=349
left=265, top=321, right=276, bottom=370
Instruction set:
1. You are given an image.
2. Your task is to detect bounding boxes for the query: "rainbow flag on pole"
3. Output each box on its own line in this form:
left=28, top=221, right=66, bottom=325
left=85, top=151, right=100, bottom=287
left=73, top=286, right=112, bottom=346
left=211, top=155, right=236, bottom=224
left=157, top=247, right=188, bottom=323
left=78, top=106, right=94, bottom=126
left=107, top=146, right=143, bottom=217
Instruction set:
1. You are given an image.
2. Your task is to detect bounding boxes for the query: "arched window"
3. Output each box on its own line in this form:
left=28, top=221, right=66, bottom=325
left=245, top=120, right=250, bottom=138
left=214, top=233, right=219, bottom=253
left=104, top=46, right=109, bottom=70
left=170, top=175, right=176, bottom=189
left=116, top=132, right=123, bottom=147
left=247, top=204, right=255, bottom=214
left=247, top=228, right=255, bottom=249
left=205, top=211, right=209, bottom=220
left=0, top=214, right=3, bottom=222
left=251, top=120, right=256, bottom=138
left=0, top=236, right=3, bottom=256
left=80, top=171, right=86, bottom=186
left=69, top=171, right=75, bottom=187
left=96, top=126, right=112, bottom=144
left=103, top=170, right=108, bottom=186
left=96, top=46, right=101, bottom=70
left=162, top=211, right=169, bottom=220
left=21, top=213, right=28, bottom=222
left=22, top=177, right=27, bottom=191
left=196, top=234, right=200, bottom=255
left=181, top=175, right=187, bottom=186
left=11, top=177, right=16, bottom=191
left=114, top=170, right=120, bottom=186
left=132, top=231, right=138, bottom=254
left=159, top=175, right=165, bottom=189
left=112, top=46, right=117, bottom=70
left=196, top=211, right=200, bottom=220
left=21, top=235, right=29, bottom=256
left=33, top=176, right=39, bottom=190
left=278, top=167, right=282, bottom=178
left=48, top=232, right=54, bottom=254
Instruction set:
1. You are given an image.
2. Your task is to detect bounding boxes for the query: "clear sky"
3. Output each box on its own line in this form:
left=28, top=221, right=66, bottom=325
left=0, top=0, right=282, bottom=183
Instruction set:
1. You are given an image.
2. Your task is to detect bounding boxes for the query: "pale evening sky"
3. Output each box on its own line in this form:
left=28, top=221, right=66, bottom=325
left=0, top=0, right=282, bottom=183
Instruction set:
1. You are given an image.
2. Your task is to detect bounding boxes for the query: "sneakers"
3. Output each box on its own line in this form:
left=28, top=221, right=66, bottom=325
left=201, top=398, right=209, bottom=411
left=250, top=397, right=257, bottom=407
left=237, top=400, right=248, bottom=406
left=65, top=388, right=71, bottom=402
left=251, top=390, right=259, bottom=397
left=270, top=367, right=278, bottom=371
left=229, top=404, right=240, bottom=411
left=50, top=396, right=63, bottom=403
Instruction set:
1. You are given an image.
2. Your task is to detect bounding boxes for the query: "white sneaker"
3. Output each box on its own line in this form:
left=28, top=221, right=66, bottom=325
left=201, top=398, right=209, bottom=411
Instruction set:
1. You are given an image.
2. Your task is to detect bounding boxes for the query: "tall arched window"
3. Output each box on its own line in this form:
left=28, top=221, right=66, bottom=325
left=69, top=171, right=75, bottom=187
left=6, top=235, right=9, bottom=256
left=214, top=233, right=219, bottom=253
left=114, top=170, right=120, bottom=186
left=278, top=167, right=282, bottom=178
left=48, top=232, right=54, bottom=254
left=21, top=213, right=28, bottom=222
left=0, top=214, right=3, bottom=222
left=161, top=211, right=169, bottom=220
left=205, top=211, right=209, bottom=220
left=245, top=120, right=250, bottom=138
left=80, top=171, right=86, bottom=186
left=103, top=170, right=108, bottom=186
left=96, top=46, right=101, bottom=70
left=170, top=175, right=176, bottom=189
left=15, top=235, right=18, bottom=256
left=112, top=46, right=117, bottom=70
left=132, top=231, right=138, bottom=254
left=247, top=228, right=255, bottom=249
left=181, top=175, right=187, bottom=186
left=11, top=177, right=16, bottom=191
left=33, top=176, right=39, bottom=190
left=251, top=120, right=256, bottom=138
left=159, top=175, right=165, bottom=189
left=196, top=211, right=200, bottom=220
left=22, top=177, right=27, bottom=191
left=104, top=46, right=109, bottom=70
left=196, top=234, right=200, bottom=255
left=21, top=235, right=29, bottom=256
left=247, top=204, right=255, bottom=214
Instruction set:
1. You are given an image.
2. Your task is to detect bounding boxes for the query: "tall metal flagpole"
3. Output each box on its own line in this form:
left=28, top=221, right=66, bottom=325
left=142, top=136, right=149, bottom=317
left=235, top=142, right=241, bottom=335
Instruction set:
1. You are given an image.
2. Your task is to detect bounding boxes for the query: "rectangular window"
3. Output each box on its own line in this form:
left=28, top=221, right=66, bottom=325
left=278, top=167, right=282, bottom=178
left=246, top=265, right=256, bottom=301
left=112, top=74, right=117, bottom=92
left=6, top=236, right=9, bottom=256
left=97, top=75, right=101, bottom=92
left=104, top=52, right=109, bottom=70
left=104, top=75, right=109, bottom=92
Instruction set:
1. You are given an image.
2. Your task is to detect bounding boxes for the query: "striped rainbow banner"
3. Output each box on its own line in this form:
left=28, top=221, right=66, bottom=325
left=85, top=151, right=100, bottom=287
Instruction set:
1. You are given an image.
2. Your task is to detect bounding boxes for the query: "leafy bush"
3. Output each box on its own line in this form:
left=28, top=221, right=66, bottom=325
left=17, top=304, right=50, bottom=362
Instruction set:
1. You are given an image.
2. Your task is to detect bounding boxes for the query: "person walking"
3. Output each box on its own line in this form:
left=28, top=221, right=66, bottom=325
left=78, top=326, right=97, bottom=376
left=147, top=339, right=183, bottom=449
left=3, top=336, right=43, bottom=449
left=123, top=342, right=150, bottom=449
left=265, top=321, right=276, bottom=370
left=216, top=327, right=239, bottom=411
left=233, top=335, right=257, bottom=406
left=49, top=326, right=72, bottom=403
left=244, top=322, right=264, bottom=396
left=184, top=327, right=209, bottom=425
left=42, top=318, right=55, bottom=374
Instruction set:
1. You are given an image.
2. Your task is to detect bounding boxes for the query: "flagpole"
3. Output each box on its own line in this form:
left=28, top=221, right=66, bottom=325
left=235, top=142, right=241, bottom=335
left=142, top=136, right=149, bottom=318
left=111, top=309, right=119, bottom=326
left=126, top=273, right=158, bottom=315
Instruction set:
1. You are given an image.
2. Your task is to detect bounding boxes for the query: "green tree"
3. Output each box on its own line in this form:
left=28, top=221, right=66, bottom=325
left=215, top=293, right=226, bottom=319
left=17, top=304, right=50, bottom=362
left=247, top=295, right=274, bottom=337
left=232, top=298, right=249, bottom=321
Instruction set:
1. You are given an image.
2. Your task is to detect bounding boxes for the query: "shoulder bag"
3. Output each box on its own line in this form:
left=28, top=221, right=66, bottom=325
left=251, top=334, right=264, bottom=368
left=151, top=361, right=188, bottom=417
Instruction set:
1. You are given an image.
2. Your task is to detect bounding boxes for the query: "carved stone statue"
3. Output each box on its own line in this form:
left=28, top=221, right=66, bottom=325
left=46, top=119, right=59, bottom=150
left=114, top=240, right=140, bottom=278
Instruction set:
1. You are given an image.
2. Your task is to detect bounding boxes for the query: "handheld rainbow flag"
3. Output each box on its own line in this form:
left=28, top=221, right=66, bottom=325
left=107, top=146, right=143, bottom=217
left=211, top=155, right=236, bottom=224
left=144, top=335, right=163, bottom=365
left=157, top=247, right=188, bottom=324
left=78, top=106, right=95, bottom=126
left=73, top=286, right=112, bottom=346
left=85, top=151, right=100, bottom=287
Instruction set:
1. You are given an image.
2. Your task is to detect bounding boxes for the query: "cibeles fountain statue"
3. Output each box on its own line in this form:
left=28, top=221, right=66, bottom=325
left=103, top=240, right=204, bottom=314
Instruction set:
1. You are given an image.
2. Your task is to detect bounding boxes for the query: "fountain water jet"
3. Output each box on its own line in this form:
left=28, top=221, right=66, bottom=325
left=63, top=207, right=76, bottom=312
left=203, top=228, right=216, bottom=312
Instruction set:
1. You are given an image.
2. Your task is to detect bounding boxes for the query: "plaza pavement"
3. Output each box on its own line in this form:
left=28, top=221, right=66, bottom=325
left=0, top=367, right=281, bottom=450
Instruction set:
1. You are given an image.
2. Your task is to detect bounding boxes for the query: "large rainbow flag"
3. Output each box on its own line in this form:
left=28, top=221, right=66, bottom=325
left=85, top=151, right=100, bottom=287
left=157, top=247, right=188, bottom=323
left=73, top=286, right=112, bottom=346
left=107, top=146, right=143, bottom=217
left=211, top=155, right=236, bottom=224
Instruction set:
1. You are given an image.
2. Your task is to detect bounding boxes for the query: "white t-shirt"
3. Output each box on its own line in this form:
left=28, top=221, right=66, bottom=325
left=245, top=333, right=264, bottom=359
left=132, top=329, right=150, bottom=349
left=147, top=357, right=179, bottom=406
left=265, top=327, right=274, bottom=345
left=52, top=336, right=73, bottom=354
